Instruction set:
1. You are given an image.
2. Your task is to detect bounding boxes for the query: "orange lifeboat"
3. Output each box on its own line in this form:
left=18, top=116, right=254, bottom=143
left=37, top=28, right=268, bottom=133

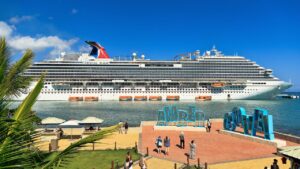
left=134, top=96, right=147, bottom=101
left=211, top=82, right=225, bottom=88
left=166, top=95, right=180, bottom=101
left=149, top=96, right=162, bottom=101
left=195, top=96, right=212, bottom=101
left=84, top=96, right=98, bottom=101
left=69, top=96, right=83, bottom=101
left=119, top=96, right=133, bottom=101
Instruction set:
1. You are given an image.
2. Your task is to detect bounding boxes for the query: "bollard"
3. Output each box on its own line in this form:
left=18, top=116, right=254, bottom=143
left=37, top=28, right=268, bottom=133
left=48, top=143, right=51, bottom=152
left=92, top=142, right=95, bottom=151
left=135, top=141, right=138, bottom=152
left=114, top=141, right=117, bottom=150
left=197, top=158, right=200, bottom=168
left=146, top=147, right=149, bottom=156
left=111, top=160, right=114, bottom=169
left=204, top=162, right=208, bottom=169
left=174, top=163, right=177, bottom=169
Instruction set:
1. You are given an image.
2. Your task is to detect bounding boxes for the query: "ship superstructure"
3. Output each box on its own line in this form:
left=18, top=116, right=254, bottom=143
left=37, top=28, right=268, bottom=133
left=18, top=41, right=292, bottom=101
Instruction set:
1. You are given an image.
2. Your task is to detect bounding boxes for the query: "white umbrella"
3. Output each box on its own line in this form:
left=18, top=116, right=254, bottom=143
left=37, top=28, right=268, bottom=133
left=80, top=117, right=103, bottom=130
left=60, top=120, right=81, bottom=126
left=59, top=120, right=81, bottom=140
left=41, top=117, right=65, bottom=124
left=41, top=117, right=65, bottom=131
left=80, top=117, right=104, bottom=124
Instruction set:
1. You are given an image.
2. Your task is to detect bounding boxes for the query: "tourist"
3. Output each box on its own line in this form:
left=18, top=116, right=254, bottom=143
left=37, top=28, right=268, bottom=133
left=206, top=119, right=212, bottom=132
left=119, top=121, right=123, bottom=134
left=124, top=157, right=133, bottom=169
left=189, top=140, right=196, bottom=159
left=270, top=159, right=279, bottom=169
left=124, top=152, right=133, bottom=169
left=164, top=136, right=170, bottom=155
left=139, top=156, right=147, bottom=169
left=124, top=121, right=129, bottom=134
left=155, top=136, right=163, bottom=154
left=179, top=131, right=185, bottom=149
left=126, top=151, right=132, bottom=161
left=57, top=128, right=63, bottom=138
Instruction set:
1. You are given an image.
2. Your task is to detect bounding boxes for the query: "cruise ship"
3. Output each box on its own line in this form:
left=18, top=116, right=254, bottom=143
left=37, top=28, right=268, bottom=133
left=17, top=41, right=292, bottom=101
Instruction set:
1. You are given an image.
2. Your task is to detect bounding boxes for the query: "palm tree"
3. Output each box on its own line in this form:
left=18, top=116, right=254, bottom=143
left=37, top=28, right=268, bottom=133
left=0, top=38, right=120, bottom=168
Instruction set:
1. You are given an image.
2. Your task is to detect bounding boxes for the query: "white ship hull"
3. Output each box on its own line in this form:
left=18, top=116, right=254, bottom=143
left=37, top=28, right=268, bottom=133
left=14, top=81, right=291, bottom=101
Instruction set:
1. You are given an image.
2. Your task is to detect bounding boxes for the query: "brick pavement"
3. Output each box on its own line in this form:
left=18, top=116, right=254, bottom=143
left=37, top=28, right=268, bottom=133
left=140, top=121, right=279, bottom=165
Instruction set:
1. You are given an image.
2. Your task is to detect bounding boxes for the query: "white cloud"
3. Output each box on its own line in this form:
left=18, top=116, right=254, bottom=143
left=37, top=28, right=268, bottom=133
left=0, top=21, right=14, bottom=37
left=0, top=21, right=79, bottom=57
left=9, top=36, right=78, bottom=51
left=9, top=15, right=33, bottom=24
left=71, top=8, right=78, bottom=14
left=79, top=45, right=91, bottom=53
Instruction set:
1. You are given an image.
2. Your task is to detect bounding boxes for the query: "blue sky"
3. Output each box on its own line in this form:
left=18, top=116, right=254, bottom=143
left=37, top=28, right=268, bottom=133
left=0, top=0, right=299, bottom=91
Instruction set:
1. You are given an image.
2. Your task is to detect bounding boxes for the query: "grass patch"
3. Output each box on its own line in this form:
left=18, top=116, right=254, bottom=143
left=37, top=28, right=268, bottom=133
left=49, top=149, right=140, bottom=169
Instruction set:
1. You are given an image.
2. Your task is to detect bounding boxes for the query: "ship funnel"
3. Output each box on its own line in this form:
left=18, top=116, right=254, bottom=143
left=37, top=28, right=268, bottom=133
left=85, top=41, right=110, bottom=59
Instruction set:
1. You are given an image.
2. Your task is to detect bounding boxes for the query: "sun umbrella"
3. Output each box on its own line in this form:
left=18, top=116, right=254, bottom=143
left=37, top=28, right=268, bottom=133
left=59, top=120, right=81, bottom=140
left=41, top=117, right=65, bottom=124
left=60, top=120, right=81, bottom=126
left=80, top=117, right=103, bottom=130
left=80, top=117, right=104, bottom=124
left=41, top=117, right=65, bottom=131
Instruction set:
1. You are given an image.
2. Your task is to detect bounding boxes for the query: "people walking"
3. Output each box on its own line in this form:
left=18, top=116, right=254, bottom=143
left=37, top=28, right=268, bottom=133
left=179, top=131, right=185, bottom=149
left=189, top=140, right=196, bottom=159
left=139, top=156, right=147, bottom=169
left=124, top=121, right=129, bottom=134
left=164, top=136, right=170, bottom=155
left=119, top=121, right=123, bottom=134
left=155, top=136, right=163, bottom=154
left=206, top=119, right=212, bottom=132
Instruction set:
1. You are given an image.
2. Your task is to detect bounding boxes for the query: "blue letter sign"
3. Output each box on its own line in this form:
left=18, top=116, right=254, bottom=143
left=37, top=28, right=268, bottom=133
left=223, top=107, right=275, bottom=140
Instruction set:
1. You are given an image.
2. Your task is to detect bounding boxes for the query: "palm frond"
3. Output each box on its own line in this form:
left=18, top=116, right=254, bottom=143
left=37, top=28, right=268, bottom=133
left=0, top=37, right=9, bottom=84
left=1, top=49, right=34, bottom=98
left=0, top=76, right=44, bottom=168
left=13, top=75, right=43, bottom=121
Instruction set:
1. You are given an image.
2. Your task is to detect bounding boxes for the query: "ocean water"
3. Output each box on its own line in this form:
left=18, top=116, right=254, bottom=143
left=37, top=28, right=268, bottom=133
left=12, top=93, right=300, bottom=136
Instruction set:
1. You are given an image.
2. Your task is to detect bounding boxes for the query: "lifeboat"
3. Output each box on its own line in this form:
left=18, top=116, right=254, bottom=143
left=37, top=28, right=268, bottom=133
left=166, top=95, right=180, bottom=101
left=195, top=96, right=212, bottom=101
left=68, top=96, right=83, bottom=101
left=134, top=96, right=147, bottom=101
left=211, top=82, right=225, bottom=88
left=84, top=96, right=98, bottom=101
left=119, top=96, right=133, bottom=101
left=149, top=96, right=162, bottom=101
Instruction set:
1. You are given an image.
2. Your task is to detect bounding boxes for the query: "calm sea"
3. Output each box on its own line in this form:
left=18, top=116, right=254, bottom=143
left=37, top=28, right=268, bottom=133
left=12, top=92, right=300, bottom=136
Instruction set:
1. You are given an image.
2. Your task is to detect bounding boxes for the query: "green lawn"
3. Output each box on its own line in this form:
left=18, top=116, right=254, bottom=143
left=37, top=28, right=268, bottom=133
left=50, top=149, right=140, bottom=169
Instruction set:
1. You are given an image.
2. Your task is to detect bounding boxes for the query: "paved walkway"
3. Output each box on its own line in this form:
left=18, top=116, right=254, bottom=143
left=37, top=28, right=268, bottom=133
left=209, top=156, right=290, bottom=169
left=132, top=157, right=184, bottom=169
left=140, top=121, right=280, bottom=165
